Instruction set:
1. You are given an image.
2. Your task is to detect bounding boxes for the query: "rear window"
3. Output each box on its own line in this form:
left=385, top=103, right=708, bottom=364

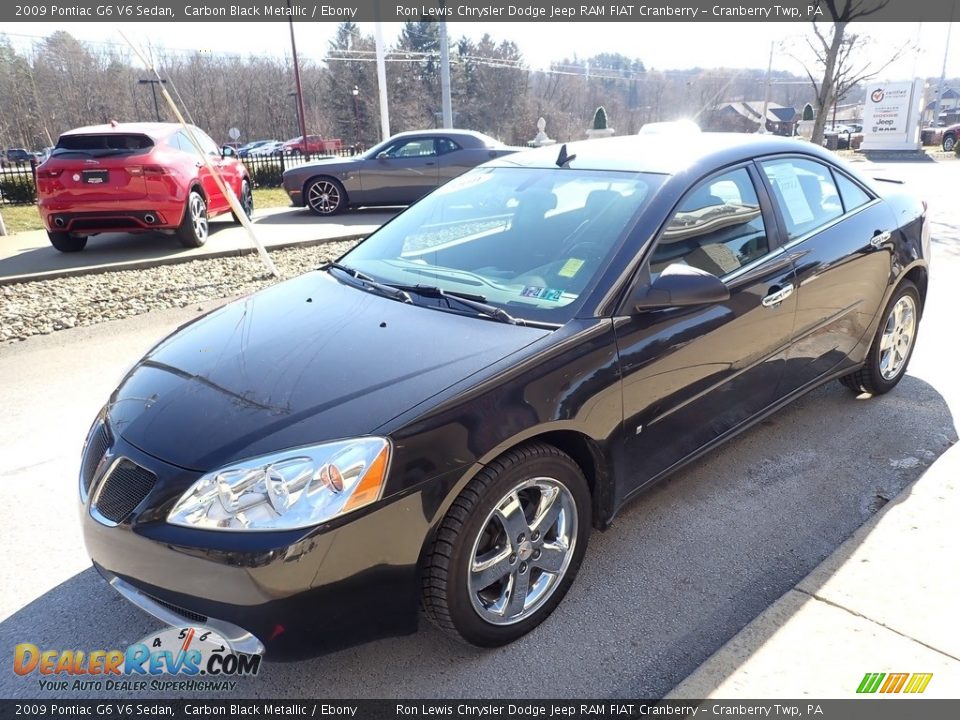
left=53, top=134, right=154, bottom=158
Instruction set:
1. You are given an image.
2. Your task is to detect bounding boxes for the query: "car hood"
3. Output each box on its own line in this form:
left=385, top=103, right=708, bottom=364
left=108, top=271, right=550, bottom=472
left=289, top=157, right=359, bottom=173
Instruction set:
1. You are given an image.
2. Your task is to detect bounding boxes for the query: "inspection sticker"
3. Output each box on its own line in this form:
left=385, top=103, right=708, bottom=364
left=521, top=286, right=545, bottom=298
left=558, top=258, right=585, bottom=278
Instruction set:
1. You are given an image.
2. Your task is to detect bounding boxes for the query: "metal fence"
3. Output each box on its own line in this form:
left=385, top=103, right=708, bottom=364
left=0, top=159, right=38, bottom=206
left=240, top=147, right=360, bottom=189
left=0, top=148, right=361, bottom=207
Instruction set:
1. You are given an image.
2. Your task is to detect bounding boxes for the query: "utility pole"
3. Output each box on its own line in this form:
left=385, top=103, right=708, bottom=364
left=138, top=78, right=166, bottom=121
left=374, top=22, right=390, bottom=140
left=439, top=13, right=453, bottom=128
left=758, top=41, right=774, bottom=133
left=287, top=0, right=307, bottom=143
left=931, top=1, right=956, bottom=128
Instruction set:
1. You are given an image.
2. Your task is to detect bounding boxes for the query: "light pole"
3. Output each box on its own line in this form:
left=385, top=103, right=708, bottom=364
left=287, top=91, right=300, bottom=139
left=352, top=85, right=360, bottom=145
left=138, top=78, right=166, bottom=121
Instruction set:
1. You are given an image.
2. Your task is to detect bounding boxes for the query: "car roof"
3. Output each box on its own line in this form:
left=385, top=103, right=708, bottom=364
left=387, top=129, right=501, bottom=147
left=488, top=132, right=842, bottom=175
left=59, top=122, right=185, bottom=139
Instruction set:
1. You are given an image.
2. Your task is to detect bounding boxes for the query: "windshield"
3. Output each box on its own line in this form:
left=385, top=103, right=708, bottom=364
left=341, top=166, right=665, bottom=324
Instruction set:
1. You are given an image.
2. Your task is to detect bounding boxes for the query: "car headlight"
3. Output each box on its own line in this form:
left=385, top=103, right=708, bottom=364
left=167, top=437, right=391, bottom=532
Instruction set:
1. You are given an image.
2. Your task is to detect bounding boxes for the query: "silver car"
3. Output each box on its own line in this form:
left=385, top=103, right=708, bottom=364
left=281, top=129, right=520, bottom=215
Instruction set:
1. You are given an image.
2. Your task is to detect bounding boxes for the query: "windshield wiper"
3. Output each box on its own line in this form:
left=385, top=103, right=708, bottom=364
left=390, top=284, right=521, bottom=325
left=320, top=261, right=413, bottom=304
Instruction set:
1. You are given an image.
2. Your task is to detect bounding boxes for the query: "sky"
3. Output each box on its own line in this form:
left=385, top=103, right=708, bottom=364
left=5, top=21, right=959, bottom=81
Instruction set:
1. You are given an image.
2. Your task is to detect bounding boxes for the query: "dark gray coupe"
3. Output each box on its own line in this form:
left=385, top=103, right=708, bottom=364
left=281, top=129, right=520, bottom=215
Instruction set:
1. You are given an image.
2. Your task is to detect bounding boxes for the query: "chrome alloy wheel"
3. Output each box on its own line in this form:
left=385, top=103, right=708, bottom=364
left=879, top=294, right=917, bottom=381
left=307, top=180, right=341, bottom=214
left=189, top=193, right=208, bottom=242
left=467, top=477, right=578, bottom=626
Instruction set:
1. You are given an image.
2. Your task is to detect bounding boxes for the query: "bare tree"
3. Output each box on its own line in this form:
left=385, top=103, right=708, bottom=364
left=798, top=0, right=911, bottom=144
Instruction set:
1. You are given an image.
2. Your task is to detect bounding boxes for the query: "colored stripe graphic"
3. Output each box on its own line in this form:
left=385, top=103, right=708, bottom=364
left=857, top=673, right=885, bottom=693
left=880, top=673, right=909, bottom=693
left=903, top=673, right=933, bottom=694
left=857, top=672, right=933, bottom=694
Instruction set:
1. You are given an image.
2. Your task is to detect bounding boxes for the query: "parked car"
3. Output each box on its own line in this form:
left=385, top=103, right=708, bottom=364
left=939, top=122, right=959, bottom=152
left=247, top=140, right=284, bottom=157
left=36, top=122, right=253, bottom=252
left=282, top=134, right=342, bottom=155
left=80, top=133, right=929, bottom=658
left=282, top=129, right=521, bottom=215
left=4, top=148, right=34, bottom=165
left=237, top=139, right=279, bottom=158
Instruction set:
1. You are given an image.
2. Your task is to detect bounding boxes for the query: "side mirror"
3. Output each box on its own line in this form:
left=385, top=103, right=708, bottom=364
left=633, top=263, right=730, bottom=310
left=221, top=146, right=236, bottom=157
left=376, top=151, right=389, bottom=160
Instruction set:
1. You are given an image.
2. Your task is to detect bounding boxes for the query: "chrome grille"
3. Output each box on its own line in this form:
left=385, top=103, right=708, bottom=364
left=81, top=422, right=111, bottom=492
left=93, top=458, right=156, bottom=523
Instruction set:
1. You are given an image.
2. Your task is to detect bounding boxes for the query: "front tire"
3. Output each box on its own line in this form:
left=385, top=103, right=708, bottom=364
left=943, top=134, right=956, bottom=153
left=176, top=190, right=209, bottom=248
left=840, top=280, right=920, bottom=395
left=304, top=177, right=346, bottom=216
left=422, top=443, right=591, bottom=647
left=47, top=231, right=87, bottom=252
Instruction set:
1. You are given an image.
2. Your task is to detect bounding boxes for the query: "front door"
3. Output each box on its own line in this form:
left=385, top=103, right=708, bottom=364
left=363, top=137, right=441, bottom=205
left=614, top=165, right=798, bottom=502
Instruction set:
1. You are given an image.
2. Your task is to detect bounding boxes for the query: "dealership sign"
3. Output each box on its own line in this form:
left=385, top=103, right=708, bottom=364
left=860, top=79, right=925, bottom=151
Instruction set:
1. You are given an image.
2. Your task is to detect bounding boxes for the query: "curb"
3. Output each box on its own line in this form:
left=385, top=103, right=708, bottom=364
left=0, top=232, right=370, bottom=286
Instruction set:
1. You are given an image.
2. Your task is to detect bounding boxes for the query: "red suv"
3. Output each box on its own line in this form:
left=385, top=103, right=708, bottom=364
left=36, top=122, right=253, bottom=252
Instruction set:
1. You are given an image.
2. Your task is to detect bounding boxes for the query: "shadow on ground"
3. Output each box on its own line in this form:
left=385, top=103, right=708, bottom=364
left=0, top=374, right=953, bottom=699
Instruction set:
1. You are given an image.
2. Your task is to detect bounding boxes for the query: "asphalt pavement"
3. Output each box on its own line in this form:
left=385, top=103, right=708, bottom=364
left=0, top=158, right=957, bottom=699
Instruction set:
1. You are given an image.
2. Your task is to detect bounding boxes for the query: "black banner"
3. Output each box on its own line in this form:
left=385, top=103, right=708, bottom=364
left=3, top=701, right=960, bottom=720
left=3, top=0, right=959, bottom=23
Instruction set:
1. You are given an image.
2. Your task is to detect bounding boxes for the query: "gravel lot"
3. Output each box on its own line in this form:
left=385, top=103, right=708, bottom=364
left=0, top=240, right=359, bottom=343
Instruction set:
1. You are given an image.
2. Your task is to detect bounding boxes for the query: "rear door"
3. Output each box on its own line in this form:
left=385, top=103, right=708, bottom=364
left=179, top=128, right=227, bottom=213
left=615, top=164, right=798, bottom=496
left=756, top=156, right=891, bottom=395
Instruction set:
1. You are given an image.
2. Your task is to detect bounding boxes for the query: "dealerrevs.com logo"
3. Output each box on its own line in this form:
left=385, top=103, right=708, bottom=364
left=14, top=626, right=260, bottom=693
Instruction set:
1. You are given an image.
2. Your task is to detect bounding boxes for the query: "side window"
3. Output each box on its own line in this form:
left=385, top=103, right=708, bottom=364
left=173, top=132, right=197, bottom=155
left=386, top=139, right=437, bottom=158
left=436, top=137, right=461, bottom=155
left=833, top=171, right=872, bottom=212
left=649, top=167, right=770, bottom=279
left=761, top=158, right=843, bottom=240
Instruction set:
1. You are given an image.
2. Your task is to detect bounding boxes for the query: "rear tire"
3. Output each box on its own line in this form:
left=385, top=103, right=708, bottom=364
left=176, top=190, right=209, bottom=248
left=840, top=280, right=920, bottom=395
left=422, top=442, right=591, bottom=647
left=47, top=231, right=87, bottom=252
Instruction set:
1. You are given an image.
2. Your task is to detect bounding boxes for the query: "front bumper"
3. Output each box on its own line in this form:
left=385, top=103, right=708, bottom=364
left=81, top=431, right=428, bottom=660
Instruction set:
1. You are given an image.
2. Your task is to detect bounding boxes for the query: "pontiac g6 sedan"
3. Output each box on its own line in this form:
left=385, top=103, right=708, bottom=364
left=81, top=134, right=929, bottom=658
left=281, top=129, right=519, bottom=215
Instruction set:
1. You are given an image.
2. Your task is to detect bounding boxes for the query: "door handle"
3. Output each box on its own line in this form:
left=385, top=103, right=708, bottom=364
left=870, top=230, right=891, bottom=249
left=761, top=283, right=794, bottom=308
left=425, top=161, right=436, bottom=166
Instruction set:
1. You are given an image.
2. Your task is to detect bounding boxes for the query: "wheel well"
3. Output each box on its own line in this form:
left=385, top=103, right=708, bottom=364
left=522, top=430, right=612, bottom=529
left=904, top=266, right=928, bottom=313
left=190, top=183, right=205, bottom=201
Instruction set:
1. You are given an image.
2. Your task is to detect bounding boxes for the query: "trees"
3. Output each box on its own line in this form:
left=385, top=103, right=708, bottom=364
left=798, top=0, right=912, bottom=144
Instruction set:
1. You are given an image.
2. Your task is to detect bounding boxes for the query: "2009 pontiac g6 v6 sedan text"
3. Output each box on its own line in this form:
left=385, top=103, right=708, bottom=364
left=80, top=134, right=929, bottom=658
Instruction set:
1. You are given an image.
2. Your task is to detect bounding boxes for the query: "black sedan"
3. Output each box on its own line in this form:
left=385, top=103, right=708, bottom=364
left=81, top=134, right=929, bottom=658
left=281, top=129, right=520, bottom=215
